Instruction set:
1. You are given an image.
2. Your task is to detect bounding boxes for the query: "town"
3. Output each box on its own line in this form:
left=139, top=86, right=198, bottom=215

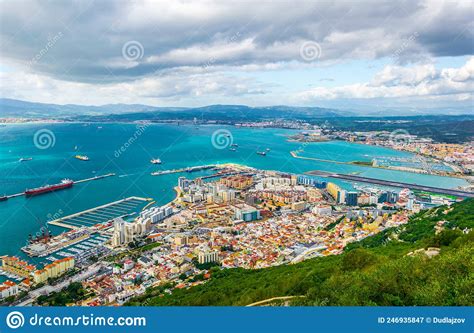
left=0, top=163, right=463, bottom=306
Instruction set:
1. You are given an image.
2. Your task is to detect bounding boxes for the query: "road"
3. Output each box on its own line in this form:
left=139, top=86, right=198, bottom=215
left=307, top=170, right=474, bottom=198
left=16, top=264, right=102, bottom=306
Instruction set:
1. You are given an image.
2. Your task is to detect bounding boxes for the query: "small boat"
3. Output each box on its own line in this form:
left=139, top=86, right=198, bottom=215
left=266, top=148, right=271, bottom=151
left=256, top=151, right=267, bottom=156
left=74, top=145, right=78, bottom=151
left=151, top=158, right=162, bottom=164
left=229, top=148, right=236, bottom=152
left=0, top=195, right=8, bottom=201
left=231, top=143, right=238, bottom=147
left=75, top=155, right=89, bottom=161
left=19, top=157, right=33, bottom=162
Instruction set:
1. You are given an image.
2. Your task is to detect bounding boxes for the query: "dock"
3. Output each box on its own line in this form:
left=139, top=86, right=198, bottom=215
left=48, top=196, right=151, bottom=229
left=306, top=170, right=474, bottom=198
left=73, top=173, right=115, bottom=184
left=151, top=165, right=216, bottom=176
left=1, top=173, right=116, bottom=200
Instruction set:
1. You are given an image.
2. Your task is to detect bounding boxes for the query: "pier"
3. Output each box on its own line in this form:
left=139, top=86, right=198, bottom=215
left=306, top=170, right=474, bottom=198
left=1, top=173, right=116, bottom=201
left=151, top=165, right=216, bottom=176
left=73, top=173, right=116, bottom=184
left=48, top=196, right=151, bottom=229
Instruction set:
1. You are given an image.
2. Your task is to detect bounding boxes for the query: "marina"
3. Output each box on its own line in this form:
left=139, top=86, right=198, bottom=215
left=0, top=124, right=470, bottom=264
left=47, top=196, right=151, bottom=229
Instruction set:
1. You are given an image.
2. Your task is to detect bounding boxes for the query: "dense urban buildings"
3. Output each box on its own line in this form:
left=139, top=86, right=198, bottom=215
left=2, top=161, right=464, bottom=306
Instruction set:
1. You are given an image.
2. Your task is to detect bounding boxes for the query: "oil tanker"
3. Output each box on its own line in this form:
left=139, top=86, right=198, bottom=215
left=25, top=179, right=74, bottom=196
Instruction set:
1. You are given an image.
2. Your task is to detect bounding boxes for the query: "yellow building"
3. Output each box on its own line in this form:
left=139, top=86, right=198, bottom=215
left=1, top=256, right=36, bottom=279
left=291, top=201, right=306, bottom=211
left=326, top=182, right=341, bottom=201
left=33, top=257, right=75, bottom=284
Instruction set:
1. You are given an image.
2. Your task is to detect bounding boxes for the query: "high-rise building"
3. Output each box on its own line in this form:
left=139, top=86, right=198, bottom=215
left=111, top=217, right=151, bottom=248
left=140, top=205, right=173, bottom=223
left=326, top=182, right=341, bottom=201
left=178, top=177, right=191, bottom=190
left=338, top=190, right=346, bottom=204
left=198, top=250, right=219, bottom=264
left=407, top=194, right=415, bottom=210
left=345, top=191, right=358, bottom=206
left=378, top=191, right=399, bottom=204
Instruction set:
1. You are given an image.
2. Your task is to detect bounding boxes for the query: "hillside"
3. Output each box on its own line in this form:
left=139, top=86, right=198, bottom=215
left=127, top=199, right=474, bottom=306
left=0, top=98, right=180, bottom=117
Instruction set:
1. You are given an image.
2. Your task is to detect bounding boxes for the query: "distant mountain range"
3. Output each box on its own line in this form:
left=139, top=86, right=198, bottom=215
left=0, top=98, right=188, bottom=118
left=0, top=98, right=349, bottom=120
left=0, top=98, right=472, bottom=120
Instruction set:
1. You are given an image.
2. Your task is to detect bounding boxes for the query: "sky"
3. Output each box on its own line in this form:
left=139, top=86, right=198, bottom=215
left=0, top=0, right=473, bottom=112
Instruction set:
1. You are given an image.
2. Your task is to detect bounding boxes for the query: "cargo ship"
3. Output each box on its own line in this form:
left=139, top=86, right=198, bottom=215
left=25, top=179, right=73, bottom=197
left=75, top=155, right=89, bottom=161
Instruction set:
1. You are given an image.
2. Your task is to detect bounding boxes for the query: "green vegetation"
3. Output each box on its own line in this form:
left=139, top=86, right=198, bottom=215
left=37, top=282, right=91, bottom=306
left=192, top=259, right=221, bottom=270
left=105, top=241, right=162, bottom=262
left=323, top=215, right=344, bottom=231
left=138, top=242, right=162, bottom=252
left=127, top=199, right=474, bottom=306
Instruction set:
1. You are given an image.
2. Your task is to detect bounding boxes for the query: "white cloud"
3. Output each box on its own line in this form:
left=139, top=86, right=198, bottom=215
left=0, top=0, right=472, bottom=83
left=0, top=69, right=269, bottom=105
left=0, top=0, right=472, bottom=109
left=297, top=57, right=474, bottom=102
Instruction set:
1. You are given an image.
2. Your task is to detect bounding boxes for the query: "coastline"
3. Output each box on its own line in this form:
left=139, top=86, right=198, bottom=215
left=290, top=150, right=467, bottom=179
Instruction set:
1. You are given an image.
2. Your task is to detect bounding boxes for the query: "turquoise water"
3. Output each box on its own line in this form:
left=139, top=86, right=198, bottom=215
left=0, top=123, right=468, bottom=262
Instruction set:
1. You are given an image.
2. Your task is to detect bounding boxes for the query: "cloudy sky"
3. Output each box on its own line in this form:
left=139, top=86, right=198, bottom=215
left=0, top=0, right=473, bottom=111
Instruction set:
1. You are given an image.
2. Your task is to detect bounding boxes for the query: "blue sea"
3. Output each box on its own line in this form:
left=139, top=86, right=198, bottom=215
left=0, top=123, right=468, bottom=266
